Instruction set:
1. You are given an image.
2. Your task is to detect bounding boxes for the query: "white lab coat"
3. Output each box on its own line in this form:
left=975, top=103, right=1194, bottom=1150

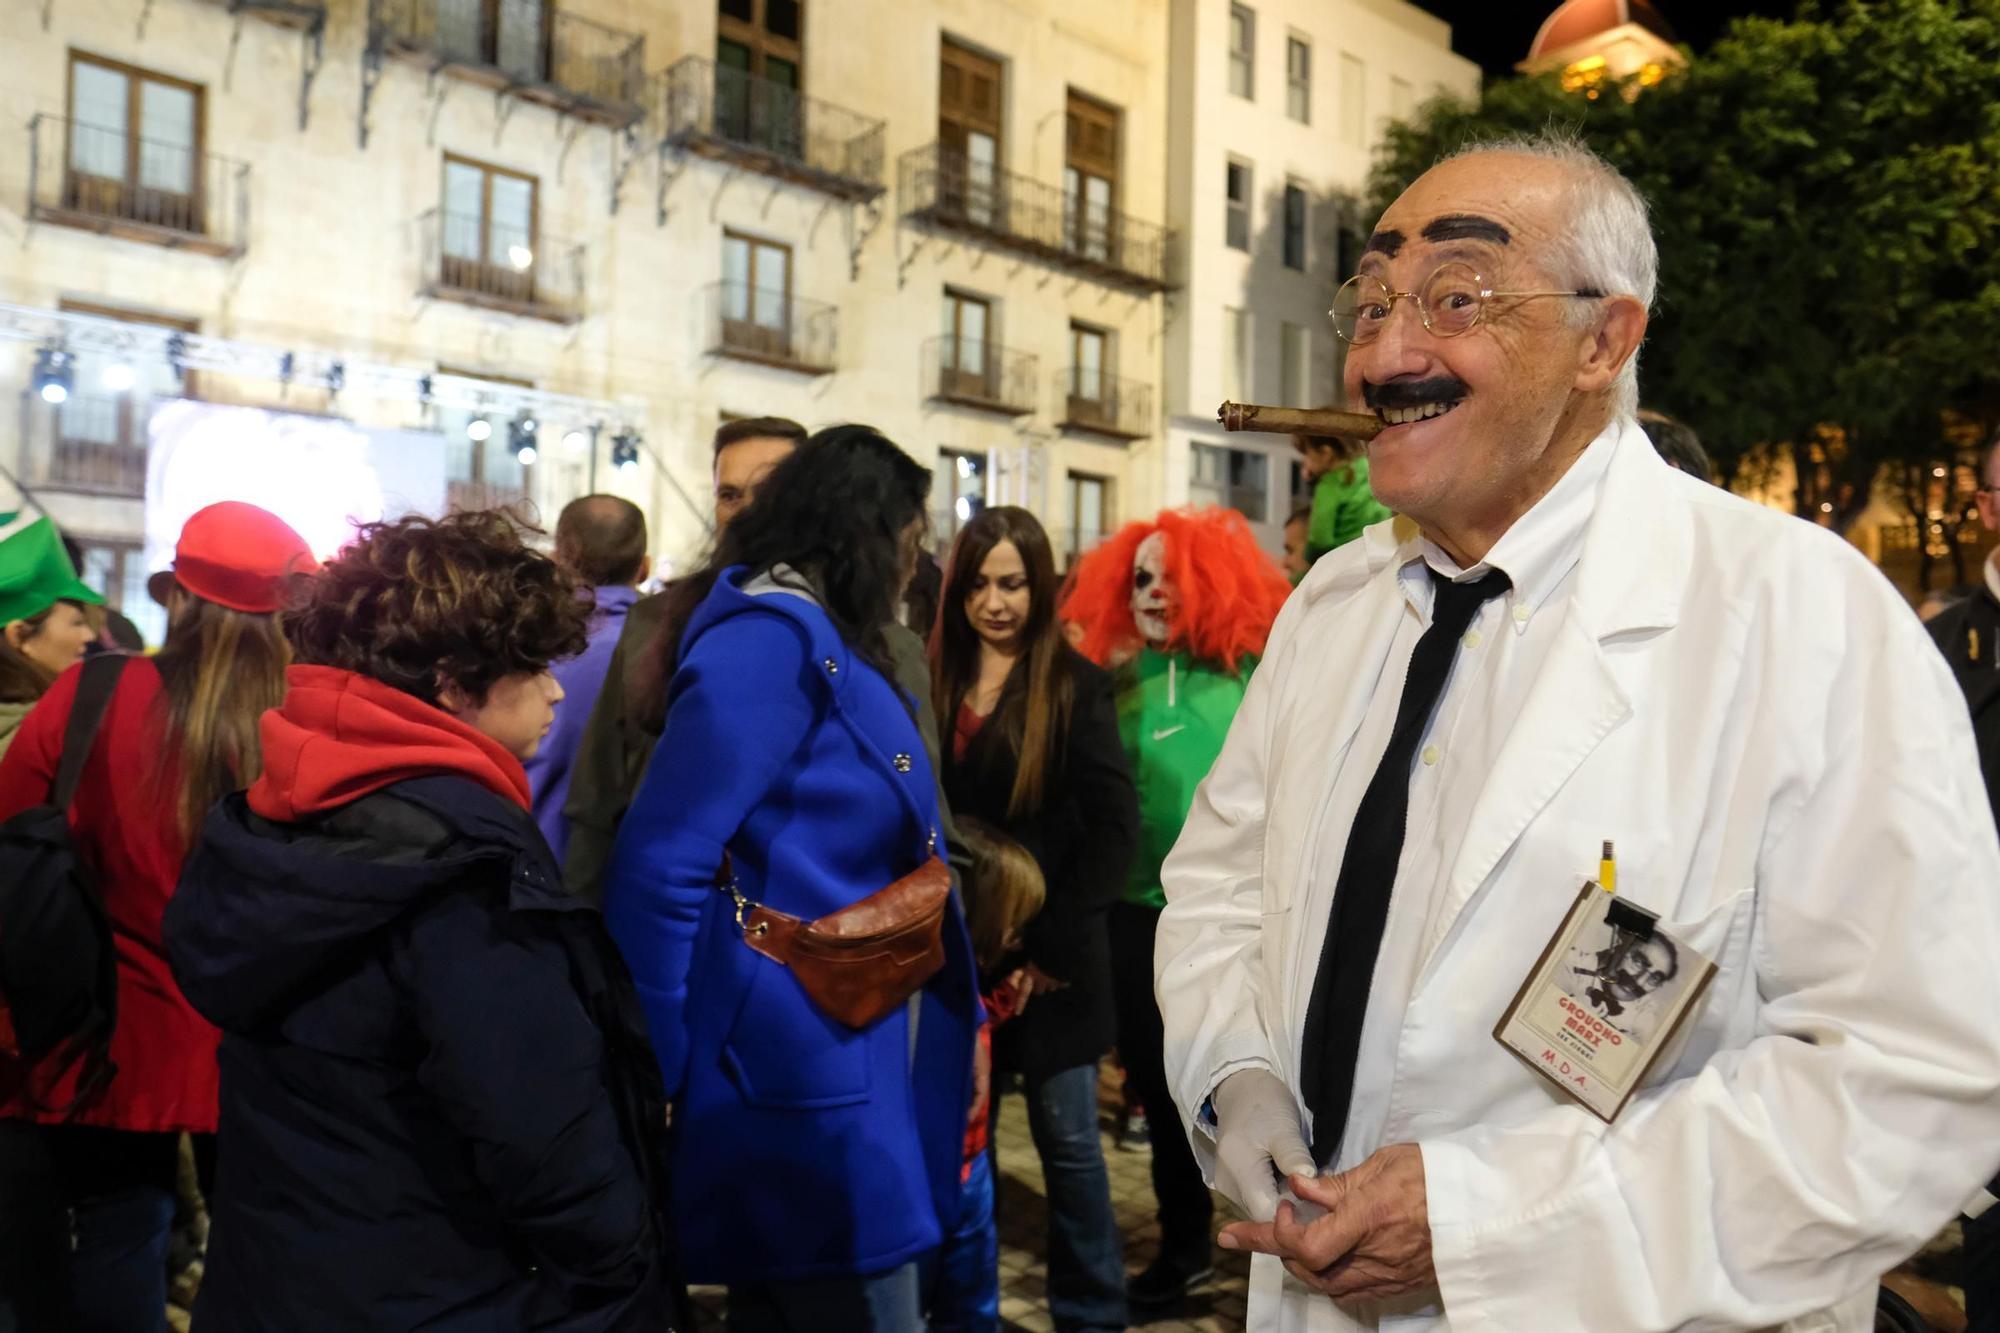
left=1157, top=418, right=2000, bottom=1332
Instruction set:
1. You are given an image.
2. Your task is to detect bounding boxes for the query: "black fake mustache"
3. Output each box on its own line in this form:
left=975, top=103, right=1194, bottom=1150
left=1362, top=377, right=1470, bottom=412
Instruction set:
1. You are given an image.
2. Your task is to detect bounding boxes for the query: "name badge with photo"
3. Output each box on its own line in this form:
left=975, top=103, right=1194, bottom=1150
left=1493, top=883, right=1717, bottom=1122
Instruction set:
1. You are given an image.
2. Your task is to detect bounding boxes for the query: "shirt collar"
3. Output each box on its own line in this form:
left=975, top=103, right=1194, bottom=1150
left=1396, top=419, right=1621, bottom=633
left=595, top=584, right=640, bottom=613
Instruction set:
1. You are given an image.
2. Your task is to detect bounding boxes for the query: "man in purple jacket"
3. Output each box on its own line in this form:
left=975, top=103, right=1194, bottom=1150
left=526, top=494, right=649, bottom=862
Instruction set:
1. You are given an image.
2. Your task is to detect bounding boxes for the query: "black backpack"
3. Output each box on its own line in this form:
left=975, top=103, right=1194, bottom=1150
left=0, top=652, right=128, bottom=1110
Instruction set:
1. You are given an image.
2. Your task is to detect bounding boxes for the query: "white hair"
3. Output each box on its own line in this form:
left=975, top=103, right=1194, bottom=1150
left=1442, top=131, right=1656, bottom=417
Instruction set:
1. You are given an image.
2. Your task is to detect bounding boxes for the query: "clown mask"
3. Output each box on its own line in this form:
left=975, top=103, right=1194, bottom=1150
left=1131, top=531, right=1172, bottom=647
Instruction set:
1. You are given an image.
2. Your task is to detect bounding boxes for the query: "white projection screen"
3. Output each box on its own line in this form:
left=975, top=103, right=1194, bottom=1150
left=144, top=398, right=448, bottom=578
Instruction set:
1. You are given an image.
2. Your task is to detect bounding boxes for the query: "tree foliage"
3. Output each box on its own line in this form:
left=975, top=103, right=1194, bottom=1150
left=1367, top=0, right=2000, bottom=529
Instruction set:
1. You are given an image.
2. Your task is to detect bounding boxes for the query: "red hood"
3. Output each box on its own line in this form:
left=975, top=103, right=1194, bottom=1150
left=248, top=664, right=531, bottom=822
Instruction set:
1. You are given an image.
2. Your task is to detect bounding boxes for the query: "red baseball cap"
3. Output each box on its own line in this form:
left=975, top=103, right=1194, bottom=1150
left=148, top=501, right=321, bottom=614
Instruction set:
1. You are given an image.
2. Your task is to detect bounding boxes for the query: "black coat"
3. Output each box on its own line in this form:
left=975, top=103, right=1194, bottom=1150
left=165, top=775, right=673, bottom=1332
left=1930, top=588, right=2000, bottom=831
left=942, top=648, right=1140, bottom=1077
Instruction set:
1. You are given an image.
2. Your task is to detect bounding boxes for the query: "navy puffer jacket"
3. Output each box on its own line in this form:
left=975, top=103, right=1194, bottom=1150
left=167, top=774, right=673, bottom=1331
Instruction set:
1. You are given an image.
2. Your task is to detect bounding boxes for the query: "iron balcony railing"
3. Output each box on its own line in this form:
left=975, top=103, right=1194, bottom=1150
left=1056, top=368, right=1154, bottom=440
left=419, top=208, right=585, bottom=324
left=28, top=115, right=249, bottom=258
left=922, top=337, right=1039, bottom=416
left=703, top=282, right=838, bottom=375
left=446, top=478, right=530, bottom=514
left=47, top=394, right=149, bottom=495
left=661, top=56, right=886, bottom=201
left=371, top=0, right=647, bottom=124
left=899, top=142, right=1173, bottom=292
left=195, top=0, right=328, bottom=27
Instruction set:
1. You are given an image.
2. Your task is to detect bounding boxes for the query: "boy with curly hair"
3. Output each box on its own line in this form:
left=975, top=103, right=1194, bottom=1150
left=165, top=510, right=674, bottom=1331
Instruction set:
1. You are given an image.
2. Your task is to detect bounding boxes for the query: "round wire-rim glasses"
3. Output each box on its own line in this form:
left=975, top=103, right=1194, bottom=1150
left=1329, top=262, right=1604, bottom=345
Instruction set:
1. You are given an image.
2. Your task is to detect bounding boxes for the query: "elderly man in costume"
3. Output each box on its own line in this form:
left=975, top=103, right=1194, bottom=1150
left=1154, top=131, right=2000, bottom=1331
left=1062, top=507, right=1291, bottom=1308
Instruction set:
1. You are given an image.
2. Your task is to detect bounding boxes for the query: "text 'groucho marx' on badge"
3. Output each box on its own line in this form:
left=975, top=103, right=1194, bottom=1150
left=1493, top=880, right=1717, bottom=1122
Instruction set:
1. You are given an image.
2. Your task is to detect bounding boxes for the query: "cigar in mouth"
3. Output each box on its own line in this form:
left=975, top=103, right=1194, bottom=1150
left=1216, top=401, right=1383, bottom=441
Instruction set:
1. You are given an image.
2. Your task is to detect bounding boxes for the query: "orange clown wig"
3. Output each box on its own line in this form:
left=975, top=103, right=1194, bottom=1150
left=1060, top=506, right=1291, bottom=673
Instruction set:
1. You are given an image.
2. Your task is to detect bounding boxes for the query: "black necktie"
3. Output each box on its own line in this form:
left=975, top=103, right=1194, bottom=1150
left=1299, top=566, right=1512, bottom=1167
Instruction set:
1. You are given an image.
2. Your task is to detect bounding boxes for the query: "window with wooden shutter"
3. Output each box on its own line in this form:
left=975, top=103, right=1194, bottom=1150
left=439, top=156, right=540, bottom=306
left=65, top=53, right=204, bottom=236
left=1064, top=90, right=1120, bottom=263
left=721, top=231, right=795, bottom=361
left=941, top=289, right=996, bottom=400
left=939, top=39, right=1004, bottom=227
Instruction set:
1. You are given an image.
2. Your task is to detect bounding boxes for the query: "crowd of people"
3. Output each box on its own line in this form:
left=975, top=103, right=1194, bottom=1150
left=2, top=128, right=2000, bottom=1333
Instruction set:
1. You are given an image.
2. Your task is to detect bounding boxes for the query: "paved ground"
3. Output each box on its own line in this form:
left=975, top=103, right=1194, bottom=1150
left=989, top=1069, right=1250, bottom=1333
left=171, top=1066, right=1967, bottom=1332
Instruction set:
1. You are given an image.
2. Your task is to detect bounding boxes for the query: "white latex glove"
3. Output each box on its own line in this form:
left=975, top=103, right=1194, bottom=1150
left=1210, top=1068, right=1317, bottom=1222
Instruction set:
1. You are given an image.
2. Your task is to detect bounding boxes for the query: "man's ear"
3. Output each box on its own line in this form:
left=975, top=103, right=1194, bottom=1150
left=636, top=555, right=653, bottom=586
left=2, top=620, right=28, bottom=649
left=1574, top=295, right=1649, bottom=397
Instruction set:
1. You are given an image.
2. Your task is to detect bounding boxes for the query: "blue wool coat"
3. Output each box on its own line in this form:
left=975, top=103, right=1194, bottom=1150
left=603, top=570, right=979, bottom=1286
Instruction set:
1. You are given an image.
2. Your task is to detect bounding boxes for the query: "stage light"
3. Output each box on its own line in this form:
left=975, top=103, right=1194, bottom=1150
left=562, top=428, right=588, bottom=452
left=100, top=361, right=136, bottom=392
left=467, top=416, right=493, bottom=442
left=955, top=495, right=973, bottom=522
left=611, top=432, right=640, bottom=474
left=507, top=244, right=534, bottom=271
left=33, top=347, right=74, bottom=405
left=510, top=411, right=539, bottom=467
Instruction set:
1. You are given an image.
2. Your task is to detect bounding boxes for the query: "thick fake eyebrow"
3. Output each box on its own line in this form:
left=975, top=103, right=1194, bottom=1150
left=1421, top=214, right=1511, bottom=245
left=1362, top=228, right=1405, bottom=258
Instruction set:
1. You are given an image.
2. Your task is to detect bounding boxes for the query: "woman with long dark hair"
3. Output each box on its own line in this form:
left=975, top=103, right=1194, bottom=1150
left=606, top=425, right=980, bottom=1331
left=0, top=501, right=311, bottom=1332
left=930, top=506, right=1138, bottom=1333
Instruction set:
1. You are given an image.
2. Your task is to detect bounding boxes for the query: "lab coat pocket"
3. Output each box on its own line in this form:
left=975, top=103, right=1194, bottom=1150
left=1641, top=885, right=1757, bottom=1087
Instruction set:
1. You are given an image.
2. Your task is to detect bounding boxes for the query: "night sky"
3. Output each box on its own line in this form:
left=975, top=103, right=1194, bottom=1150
left=1409, top=1, right=1805, bottom=78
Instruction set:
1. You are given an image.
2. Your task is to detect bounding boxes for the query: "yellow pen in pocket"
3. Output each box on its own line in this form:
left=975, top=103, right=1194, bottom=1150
left=1598, top=839, right=1617, bottom=895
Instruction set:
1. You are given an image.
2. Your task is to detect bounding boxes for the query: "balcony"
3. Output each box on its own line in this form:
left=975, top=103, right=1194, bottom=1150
left=446, top=479, right=530, bottom=514
left=370, top=0, right=647, bottom=127
left=419, top=209, right=584, bottom=324
left=661, top=56, right=886, bottom=203
left=27, top=115, right=248, bottom=259
left=899, top=143, right=1174, bottom=293
left=703, top=283, right=837, bottom=375
left=922, top=338, right=1038, bottom=416
left=1056, top=369, right=1153, bottom=441
left=194, top=0, right=327, bottom=29
left=43, top=395, right=149, bottom=495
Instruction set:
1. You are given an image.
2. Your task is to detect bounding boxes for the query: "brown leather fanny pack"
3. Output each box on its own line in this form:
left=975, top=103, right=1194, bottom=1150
left=720, top=852, right=952, bottom=1030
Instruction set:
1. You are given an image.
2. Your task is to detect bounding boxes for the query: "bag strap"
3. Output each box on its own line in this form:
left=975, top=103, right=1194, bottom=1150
left=49, top=654, right=129, bottom=812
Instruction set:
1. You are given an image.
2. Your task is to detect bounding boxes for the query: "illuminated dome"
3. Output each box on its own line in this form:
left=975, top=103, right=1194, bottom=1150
left=1529, top=0, right=1675, bottom=62
left=1520, top=0, right=1683, bottom=91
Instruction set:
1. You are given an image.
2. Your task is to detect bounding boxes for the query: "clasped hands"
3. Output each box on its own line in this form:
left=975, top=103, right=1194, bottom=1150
left=1208, top=1070, right=1436, bottom=1303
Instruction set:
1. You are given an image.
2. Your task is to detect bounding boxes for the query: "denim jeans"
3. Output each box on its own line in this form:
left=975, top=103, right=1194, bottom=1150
left=1015, top=1061, right=1128, bottom=1333
left=922, top=1151, right=998, bottom=1333
left=727, top=1260, right=923, bottom=1332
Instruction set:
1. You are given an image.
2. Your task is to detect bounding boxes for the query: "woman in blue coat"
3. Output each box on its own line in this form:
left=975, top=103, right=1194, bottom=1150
left=604, top=426, right=980, bottom=1332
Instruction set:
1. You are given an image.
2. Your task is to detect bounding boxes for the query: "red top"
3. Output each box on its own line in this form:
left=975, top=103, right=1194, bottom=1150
left=0, top=659, right=220, bottom=1132
left=953, top=701, right=986, bottom=764
left=249, top=664, right=531, bottom=821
